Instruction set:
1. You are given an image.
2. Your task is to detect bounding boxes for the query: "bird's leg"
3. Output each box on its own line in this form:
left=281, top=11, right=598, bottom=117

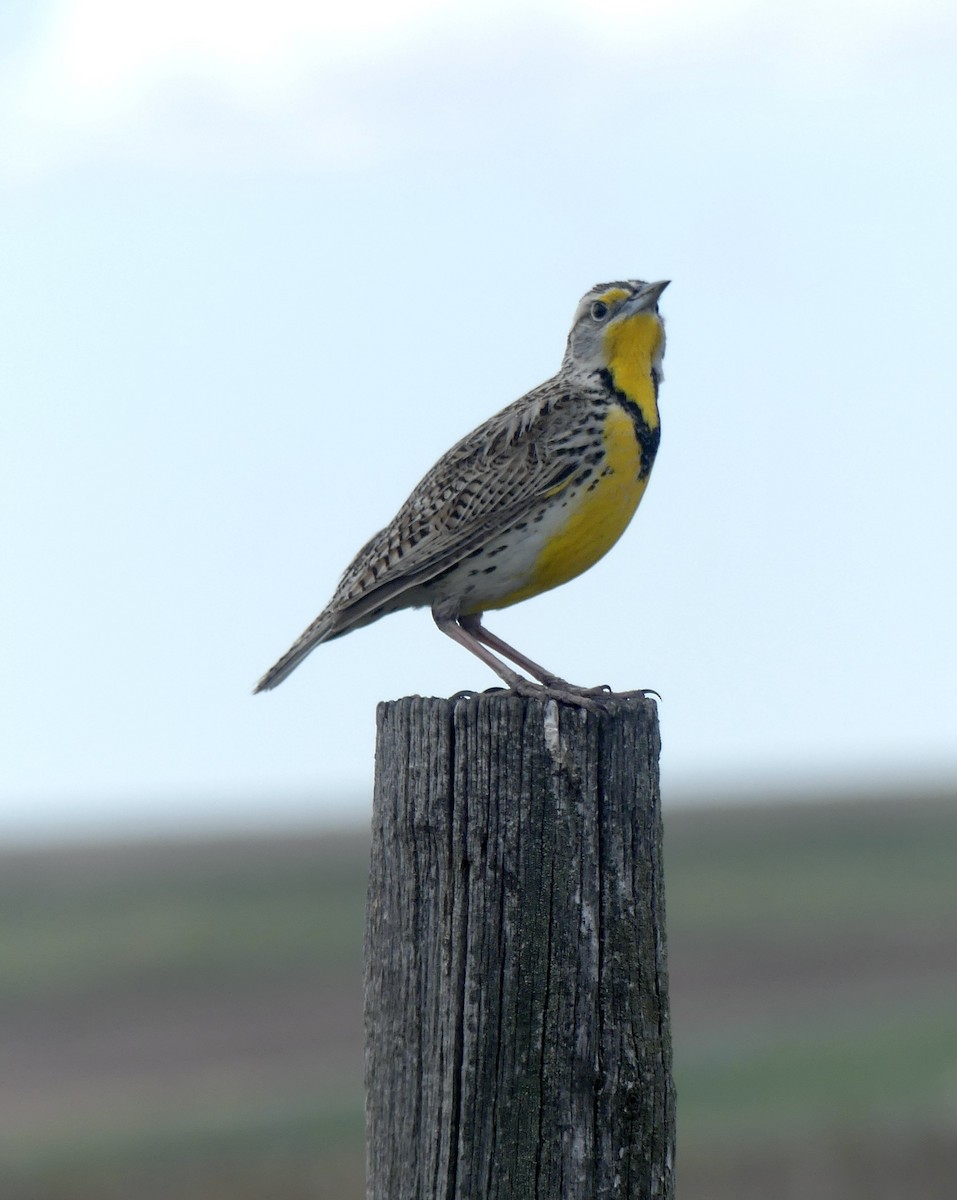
left=433, top=612, right=532, bottom=691
left=435, top=612, right=603, bottom=712
left=457, top=613, right=568, bottom=688
left=458, top=614, right=659, bottom=703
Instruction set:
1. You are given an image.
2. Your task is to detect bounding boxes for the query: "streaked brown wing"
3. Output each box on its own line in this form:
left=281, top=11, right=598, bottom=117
left=325, top=381, right=572, bottom=623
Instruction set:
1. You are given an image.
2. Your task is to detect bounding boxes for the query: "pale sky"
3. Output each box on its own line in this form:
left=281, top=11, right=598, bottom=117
left=3, top=0, right=956, bottom=839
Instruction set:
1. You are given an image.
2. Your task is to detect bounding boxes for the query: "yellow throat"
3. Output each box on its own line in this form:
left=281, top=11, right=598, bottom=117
left=602, top=308, right=663, bottom=433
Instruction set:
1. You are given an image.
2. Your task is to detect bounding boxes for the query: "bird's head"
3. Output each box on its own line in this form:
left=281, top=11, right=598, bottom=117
left=563, top=279, right=669, bottom=390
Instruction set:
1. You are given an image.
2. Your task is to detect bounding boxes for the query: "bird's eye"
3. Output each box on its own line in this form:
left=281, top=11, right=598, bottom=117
left=590, top=301, right=609, bottom=321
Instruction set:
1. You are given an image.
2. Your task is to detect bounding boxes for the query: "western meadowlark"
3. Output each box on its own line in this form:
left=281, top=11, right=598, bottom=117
left=255, top=278, right=668, bottom=706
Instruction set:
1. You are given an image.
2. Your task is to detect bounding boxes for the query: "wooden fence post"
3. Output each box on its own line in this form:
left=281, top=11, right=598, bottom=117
left=364, top=693, right=674, bottom=1200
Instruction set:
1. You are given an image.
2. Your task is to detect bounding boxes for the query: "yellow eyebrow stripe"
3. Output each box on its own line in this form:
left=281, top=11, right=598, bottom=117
left=597, top=287, right=630, bottom=307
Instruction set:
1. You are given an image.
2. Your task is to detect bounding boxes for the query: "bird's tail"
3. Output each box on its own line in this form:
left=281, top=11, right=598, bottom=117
left=253, top=612, right=339, bottom=693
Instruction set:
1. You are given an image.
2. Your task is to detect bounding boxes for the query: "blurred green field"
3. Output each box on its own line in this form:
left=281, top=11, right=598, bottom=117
left=2, top=789, right=955, bottom=1199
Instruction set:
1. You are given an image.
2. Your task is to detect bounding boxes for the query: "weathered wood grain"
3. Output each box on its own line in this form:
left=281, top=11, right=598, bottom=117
left=365, top=694, right=673, bottom=1199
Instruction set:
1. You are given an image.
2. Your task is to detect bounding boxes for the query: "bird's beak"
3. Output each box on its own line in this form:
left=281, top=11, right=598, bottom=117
left=627, top=280, right=670, bottom=314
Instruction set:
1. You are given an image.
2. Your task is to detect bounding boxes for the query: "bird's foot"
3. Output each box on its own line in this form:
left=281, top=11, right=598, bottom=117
left=517, top=677, right=660, bottom=712
left=503, top=675, right=603, bottom=713
left=452, top=679, right=658, bottom=713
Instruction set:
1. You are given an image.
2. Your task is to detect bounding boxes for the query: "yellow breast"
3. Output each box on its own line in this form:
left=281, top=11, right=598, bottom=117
left=476, top=306, right=662, bottom=613
left=490, top=404, right=649, bottom=609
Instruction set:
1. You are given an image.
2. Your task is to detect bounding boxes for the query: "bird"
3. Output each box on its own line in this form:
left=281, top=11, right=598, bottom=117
left=254, top=278, right=668, bottom=707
